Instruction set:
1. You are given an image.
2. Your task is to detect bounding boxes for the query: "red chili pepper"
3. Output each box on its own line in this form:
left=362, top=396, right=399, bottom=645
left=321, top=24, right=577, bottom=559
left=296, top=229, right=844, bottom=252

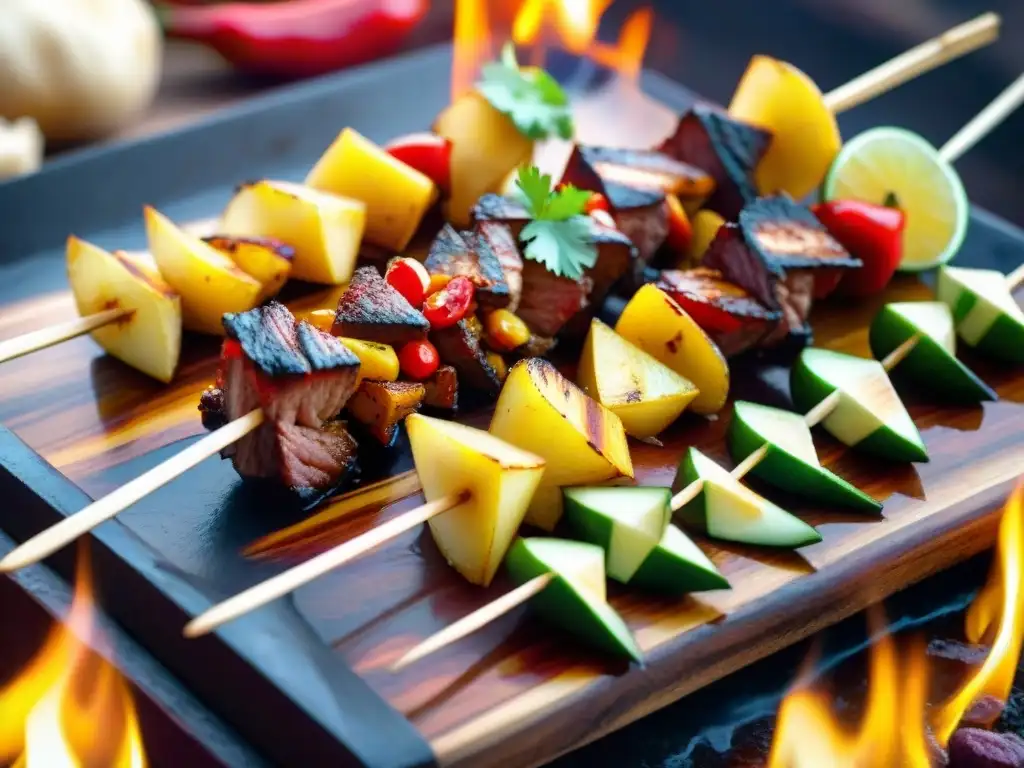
left=422, top=276, right=474, bottom=329
left=812, top=200, right=906, bottom=298
left=156, top=0, right=428, bottom=78
left=385, top=257, right=431, bottom=308
left=385, top=133, right=453, bottom=195
left=398, top=340, right=440, bottom=381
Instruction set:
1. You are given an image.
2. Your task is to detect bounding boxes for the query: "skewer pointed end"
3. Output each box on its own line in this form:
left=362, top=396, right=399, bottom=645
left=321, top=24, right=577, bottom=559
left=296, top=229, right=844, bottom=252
left=182, top=617, right=213, bottom=640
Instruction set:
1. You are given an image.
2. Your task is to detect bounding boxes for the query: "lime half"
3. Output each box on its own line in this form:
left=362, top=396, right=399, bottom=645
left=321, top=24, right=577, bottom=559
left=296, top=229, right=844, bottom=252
left=821, top=127, right=969, bottom=273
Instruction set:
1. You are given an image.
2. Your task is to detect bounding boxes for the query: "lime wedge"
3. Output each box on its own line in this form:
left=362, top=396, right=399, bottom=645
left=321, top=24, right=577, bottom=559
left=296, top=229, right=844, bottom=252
left=821, top=127, right=968, bottom=272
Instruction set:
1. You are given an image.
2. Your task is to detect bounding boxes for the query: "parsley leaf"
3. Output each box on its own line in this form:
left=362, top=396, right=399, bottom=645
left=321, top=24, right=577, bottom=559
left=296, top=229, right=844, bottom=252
left=477, top=43, right=575, bottom=141
left=515, top=165, right=597, bottom=280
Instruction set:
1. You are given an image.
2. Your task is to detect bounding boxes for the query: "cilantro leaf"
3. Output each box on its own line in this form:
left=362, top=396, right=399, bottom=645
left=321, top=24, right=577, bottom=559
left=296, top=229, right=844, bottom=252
left=477, top=43, right=575, bottom=140
left=515, top=165, right=598, bottom=280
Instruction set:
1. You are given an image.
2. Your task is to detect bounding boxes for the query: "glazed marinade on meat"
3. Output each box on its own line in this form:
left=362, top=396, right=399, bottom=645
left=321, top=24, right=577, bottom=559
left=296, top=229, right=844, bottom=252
left=472, top=194, right=637, bottom=338
left=657, top=267, right=782, bottom=357
left=475, top=221, right=523, bottom=312
left=424, top=224, right=511, bottom=308
left=702, top=195, right=860, bottom=352
left=332, top=265, right=430, bottom=345
left=218, top=301, right=360, bottom=497
left=658, top=104, right=772, bottom=221
left=561, top=145, right=715, bottom=264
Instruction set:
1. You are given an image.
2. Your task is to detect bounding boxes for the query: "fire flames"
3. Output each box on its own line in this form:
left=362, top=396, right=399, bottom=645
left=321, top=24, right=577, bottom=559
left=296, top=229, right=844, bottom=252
left=0, top=551, right=147, bottom=767
left=451, top=0, right=653, bottom=101
left=768, top=481, right=1024, bottom=766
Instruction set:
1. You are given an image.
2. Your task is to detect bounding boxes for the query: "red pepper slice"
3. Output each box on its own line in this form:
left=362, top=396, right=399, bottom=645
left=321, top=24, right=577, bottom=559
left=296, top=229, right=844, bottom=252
left=398, top=340, right=440, bottom=381
left=812, top=200, right=906, bottom=298
left=156, top=0, right=428, bottom=78
left=385, top=257, right=431, bottom=308
left=583, top=193, right=611, bottom=215
left=385, top=133, right=452, bottom=195
left=422, top=276, right=474, bottom=329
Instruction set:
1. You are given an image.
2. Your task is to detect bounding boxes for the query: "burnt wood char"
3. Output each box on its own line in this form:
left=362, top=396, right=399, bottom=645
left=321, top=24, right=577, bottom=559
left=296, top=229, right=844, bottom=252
left=424, top=224, right=510, bottom=308
left=472, top=194, right=639, bottom=335
left=430, top=319, right=502, bottom=398
left=475, top=221, right=523, bottom=312
left=658, top=104, right=772, bottom=221
left=332, top=266, right=429, bottom=345
left=657, top=267, right=781, bottom=358
left=423, top=364, right=458, bottom=410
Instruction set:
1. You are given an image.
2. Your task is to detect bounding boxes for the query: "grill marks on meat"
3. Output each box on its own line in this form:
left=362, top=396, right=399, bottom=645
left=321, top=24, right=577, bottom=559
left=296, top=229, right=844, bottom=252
left=332, top=266, right=429, bottom=345
left=430, top=319, right=502, bottom=397
left=657, top=267, right=781, bottom=357
left=424, top=224, right=510, bottom=308
left=702, top=196, right=858, bottom=354
left=475, top=221, right=523, bottom=312
left=658, top=105, right=771, bottom=221
left=219, top=302, right=360, bottom=496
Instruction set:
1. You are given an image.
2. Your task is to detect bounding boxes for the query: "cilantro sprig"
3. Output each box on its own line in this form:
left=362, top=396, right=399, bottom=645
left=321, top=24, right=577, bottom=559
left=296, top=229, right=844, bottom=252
left=516, top=165, right=597, bottom=280
left=477, top=43, right=575, bottom=140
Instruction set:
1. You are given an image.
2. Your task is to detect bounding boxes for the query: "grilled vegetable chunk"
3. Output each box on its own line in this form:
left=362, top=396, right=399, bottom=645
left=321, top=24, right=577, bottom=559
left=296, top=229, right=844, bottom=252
left=431, top=319, right=502, bottom=397
left=407, top=415, right=546, bottom=586
left=332, top=266, right=429, bottom=345
left=347, top=380, right=426, bottom=445
left=658, top=104, right=772, bottom=221
left=424, top=364, right=459, bottom=410
left=491, top=359, right=633, bottom=531
left=657, top=268, right=781, bottom=358
left=204, top=235, right=294, bottom=303
left=703, top=195, right=859, bottom=352
left=424, top=224, right=510, bottom=308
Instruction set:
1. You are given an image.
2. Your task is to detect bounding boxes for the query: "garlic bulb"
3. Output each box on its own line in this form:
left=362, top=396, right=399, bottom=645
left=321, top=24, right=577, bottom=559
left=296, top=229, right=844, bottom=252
left=0, top=117, right=44, bottom=179
left=0, top=0, right=162, bottom=141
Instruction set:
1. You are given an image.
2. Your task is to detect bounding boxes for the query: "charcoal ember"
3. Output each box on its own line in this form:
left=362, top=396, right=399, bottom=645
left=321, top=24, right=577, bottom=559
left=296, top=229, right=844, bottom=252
left=947, top=728, right=1024, bottom=767
left=928, top=639, right=991, bottom=667
left=198, top=386, right=226, bottom=431
left=962, top=696, right=1008, bottom=730
left=657, top=104, right=771, bottom=221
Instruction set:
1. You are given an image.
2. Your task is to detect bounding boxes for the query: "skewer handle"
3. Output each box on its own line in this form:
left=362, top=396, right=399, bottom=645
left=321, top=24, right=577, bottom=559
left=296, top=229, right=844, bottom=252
left=0, top=308, right=130, bottom=365
left=823, top=13, right=1000, bottom=115
left=0, top=409, right=264, bottom=573
left=390, top=572, right=555, bottom=672
left=1007, top=262, right=1024, bottom=291
left=183, top=491, right=466, bottom=638
left=940, top=71, right=1024, bottom=164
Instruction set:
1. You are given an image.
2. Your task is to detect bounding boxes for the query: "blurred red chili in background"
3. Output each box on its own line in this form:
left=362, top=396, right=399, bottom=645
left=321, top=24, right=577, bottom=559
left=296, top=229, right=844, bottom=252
left=156, top=0, right=429, bottom=78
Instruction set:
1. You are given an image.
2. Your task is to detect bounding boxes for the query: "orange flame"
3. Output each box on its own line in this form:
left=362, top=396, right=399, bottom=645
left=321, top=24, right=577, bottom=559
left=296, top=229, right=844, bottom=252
left=451, top=0, right=653, bottom=102
left=766, top=612, right=932, bottom=768
left=932, top=481, right=1024, bottom=745
left=0, top=550, right=147, bottom=767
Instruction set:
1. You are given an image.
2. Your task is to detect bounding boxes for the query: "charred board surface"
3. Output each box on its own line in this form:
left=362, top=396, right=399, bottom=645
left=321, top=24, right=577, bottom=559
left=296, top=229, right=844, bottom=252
left=657, top=267, right=781, bottom=357
left=424, top=225, right=511, bottom=308
left=430, top=318, right=502, bottom=397
left=658, top=104, right=771, bottom=221
left=475, top=221, right=523, bottom=312
left=332, top=266, right=430, bottom=346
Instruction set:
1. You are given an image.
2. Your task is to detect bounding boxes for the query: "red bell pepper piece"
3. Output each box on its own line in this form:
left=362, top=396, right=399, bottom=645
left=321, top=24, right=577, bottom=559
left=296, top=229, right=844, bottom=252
left=812, top=200, right=906, bottom=298
left=384, top=133, right=453, bottom=195
left=156, top=0, right=428, bottom=78
left=422, top=276, right=475, bottom=329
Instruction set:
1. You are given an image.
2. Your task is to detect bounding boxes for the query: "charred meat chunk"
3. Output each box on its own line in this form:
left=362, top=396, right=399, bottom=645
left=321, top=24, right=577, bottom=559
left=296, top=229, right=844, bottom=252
left=424, top=224, right=510, bottom=308
left=219, top=302, right=361, bottom=496
left=472, top=193, right=531, bottom=239
left=657, top=268, right=781, bottom=357
left=423, top=365, right=459, bottom=410
left=332, top=266, right=429, bottom=345
left=430, top=318, right=502, bottom=397
left=516, top=261, right=593, bottom=338
left=347, top=380, right=426, bottom=446
left=739, top=195, right=861, bottom=273
left=658, top=104, right=772, bottom=221
left=475, top=221, right=523, bottom=312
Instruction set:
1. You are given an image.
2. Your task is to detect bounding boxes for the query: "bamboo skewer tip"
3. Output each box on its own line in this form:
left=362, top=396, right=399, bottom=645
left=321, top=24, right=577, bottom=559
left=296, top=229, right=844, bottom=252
left=0, top=307, right=132, bottom=366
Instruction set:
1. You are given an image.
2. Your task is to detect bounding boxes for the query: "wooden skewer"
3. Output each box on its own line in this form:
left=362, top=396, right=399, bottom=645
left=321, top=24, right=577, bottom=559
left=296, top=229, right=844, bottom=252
left=390, top=573, right=556, bottom=672
left=0, top=307, right=131, bottom=365
left=390, top=336, right=928, bottom=670
left=0, top=409, right=265, bottom=573
left=823, top=13, right=1000, bottom=115
left=939, top=71, right=1024, bottom=164
left=183, top=491, right=468, bottom=638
